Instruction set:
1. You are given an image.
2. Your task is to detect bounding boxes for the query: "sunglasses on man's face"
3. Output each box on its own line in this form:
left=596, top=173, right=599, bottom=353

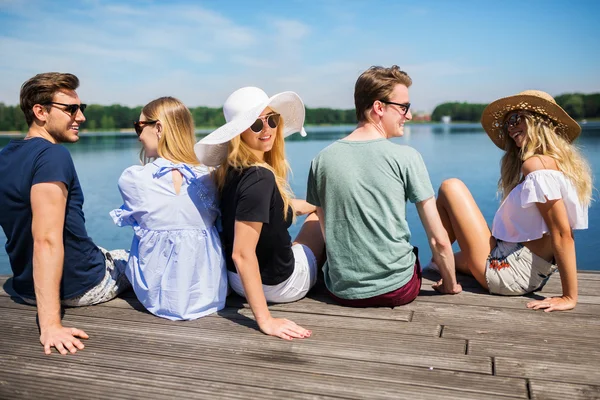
left=134, top=120, right=158, bottom=136
left=44, top=102, right=87, bottom=116
left=379, top=100, right=411, bottom=115
left=250, top=113, right=280, bottom=133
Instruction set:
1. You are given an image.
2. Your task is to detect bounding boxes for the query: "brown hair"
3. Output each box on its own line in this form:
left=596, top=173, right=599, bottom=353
left=140, top=97, right=199, bottom=165
left=20, top=72, right=80, bottom=126
left=354, top=65, right=412, bottom=122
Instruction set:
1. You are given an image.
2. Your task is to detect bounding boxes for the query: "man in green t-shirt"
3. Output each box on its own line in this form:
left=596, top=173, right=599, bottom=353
left=306, top=65, right=462, bottom=306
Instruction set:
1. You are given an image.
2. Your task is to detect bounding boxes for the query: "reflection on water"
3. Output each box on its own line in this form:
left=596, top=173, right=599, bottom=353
left=1, top=122, right=599, bottom=274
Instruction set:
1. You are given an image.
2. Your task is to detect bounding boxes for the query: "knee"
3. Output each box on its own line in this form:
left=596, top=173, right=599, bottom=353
left=438, top=178, right=466, bottom=198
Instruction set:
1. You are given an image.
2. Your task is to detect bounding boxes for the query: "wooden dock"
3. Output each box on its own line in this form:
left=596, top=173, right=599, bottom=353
left=1, top=271, right=599, bottom=400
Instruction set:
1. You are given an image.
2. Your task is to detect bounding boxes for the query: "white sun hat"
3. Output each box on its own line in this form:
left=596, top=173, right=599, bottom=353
left=194, top=87, right=307, bottom=166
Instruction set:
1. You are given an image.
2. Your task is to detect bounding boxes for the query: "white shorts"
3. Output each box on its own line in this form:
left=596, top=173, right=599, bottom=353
left=228, top=243, right=318, bottom=303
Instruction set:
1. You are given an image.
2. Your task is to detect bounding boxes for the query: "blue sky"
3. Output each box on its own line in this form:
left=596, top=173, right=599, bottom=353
left=1, top=0, right=599, bottom=113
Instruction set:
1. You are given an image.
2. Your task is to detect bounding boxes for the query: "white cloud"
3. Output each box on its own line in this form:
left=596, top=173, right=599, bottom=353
left=272, top=19, right=311, bottom=41
left=1, top=1, right=597, bottom=115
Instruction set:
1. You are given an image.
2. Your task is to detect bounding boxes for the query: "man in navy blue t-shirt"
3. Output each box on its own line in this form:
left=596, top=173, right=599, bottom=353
left=0, top=73, right=130, bottom=355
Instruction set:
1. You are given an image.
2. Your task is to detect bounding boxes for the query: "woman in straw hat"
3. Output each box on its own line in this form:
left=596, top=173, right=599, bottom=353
left=195, top=87, right=325, bottom=340
left=111, top=97, right=228, bottom=320
left=431, top=90, right=592, bottom=311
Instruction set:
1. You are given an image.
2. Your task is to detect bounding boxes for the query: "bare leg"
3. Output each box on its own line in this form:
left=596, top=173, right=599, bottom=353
left=453, top=251, right=471, bottom=276
left=436, top=179, right=496, bottom=289
left=293, top=212, right=326, bottom=267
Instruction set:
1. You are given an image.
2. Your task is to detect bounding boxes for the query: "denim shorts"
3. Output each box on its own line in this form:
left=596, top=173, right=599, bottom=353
left=228, top=243, right=318, bottom=303
left=485, top=240, right=558, bottom=296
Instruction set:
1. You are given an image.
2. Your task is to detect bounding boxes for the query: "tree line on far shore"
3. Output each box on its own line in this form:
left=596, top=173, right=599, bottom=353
left=430, top=93, right=600, bottom=122
left=0, top=103, right=358, bottom=132
left=1, top=92, right=598, bottom=132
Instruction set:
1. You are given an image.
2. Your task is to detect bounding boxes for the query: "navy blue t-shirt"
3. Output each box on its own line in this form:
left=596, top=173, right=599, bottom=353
left=0, top=137, right=105, bottom=299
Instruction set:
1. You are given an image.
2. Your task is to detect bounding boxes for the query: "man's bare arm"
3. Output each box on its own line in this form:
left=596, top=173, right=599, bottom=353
left=31, top=181, right=89, bottom=355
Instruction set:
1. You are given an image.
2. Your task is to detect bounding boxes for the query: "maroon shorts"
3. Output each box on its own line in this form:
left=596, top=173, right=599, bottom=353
left=327, top=253, right=422, bottom=308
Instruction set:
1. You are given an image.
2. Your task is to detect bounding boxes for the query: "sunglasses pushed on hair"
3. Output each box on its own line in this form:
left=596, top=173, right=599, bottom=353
left=44, top=102, right=87, bottom=116
left=250, top=113, right=280, bottom=133
left=134, top=120, right=158, bottom=136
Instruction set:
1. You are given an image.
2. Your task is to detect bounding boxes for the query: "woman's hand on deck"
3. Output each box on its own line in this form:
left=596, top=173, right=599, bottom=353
left=527, top=296, right=577, bottom=312
left=40, top=325, right=89, bottom=355
left=258, top=316, right=312, bottom=340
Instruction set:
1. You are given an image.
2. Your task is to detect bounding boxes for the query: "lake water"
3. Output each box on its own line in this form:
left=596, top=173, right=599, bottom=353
left=1, top=122, right=599, bottom=274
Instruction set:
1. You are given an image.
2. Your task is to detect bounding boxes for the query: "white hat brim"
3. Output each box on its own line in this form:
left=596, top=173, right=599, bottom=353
left=195, top=91, right=306, bottom=166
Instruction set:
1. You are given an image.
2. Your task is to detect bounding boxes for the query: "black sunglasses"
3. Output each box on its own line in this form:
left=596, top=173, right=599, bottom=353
left=134, top=120, right=158, bottom=136
left=44, top=102, right=87, bottom=116
left=379, top=100, right=411, bottom=115
left=503, top=112, right=522, bottom=133
left=250, top=113, right=280, bottom=133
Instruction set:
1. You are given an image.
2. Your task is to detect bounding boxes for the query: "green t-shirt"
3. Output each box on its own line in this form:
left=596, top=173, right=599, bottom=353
left=307, top=138, right=434, bottom=299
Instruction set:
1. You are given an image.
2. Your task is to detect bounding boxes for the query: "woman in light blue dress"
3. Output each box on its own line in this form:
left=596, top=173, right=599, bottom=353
left=110, top=97, right=227, bottom=320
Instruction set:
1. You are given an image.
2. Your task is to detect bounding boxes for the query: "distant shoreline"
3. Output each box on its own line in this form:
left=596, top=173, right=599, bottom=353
left=2, top=119, right=599, bottom=137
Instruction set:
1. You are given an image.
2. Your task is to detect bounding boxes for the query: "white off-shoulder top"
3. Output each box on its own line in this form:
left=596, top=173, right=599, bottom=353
left=492, top=170, right=588, bottom=243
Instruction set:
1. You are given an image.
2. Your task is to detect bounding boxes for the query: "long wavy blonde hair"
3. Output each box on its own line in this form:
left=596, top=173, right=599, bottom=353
left=140, top=97, right=199, bottom=165
left=499, top=112, right=592, bottom=205
left=213, top=117, right=295, bottom=220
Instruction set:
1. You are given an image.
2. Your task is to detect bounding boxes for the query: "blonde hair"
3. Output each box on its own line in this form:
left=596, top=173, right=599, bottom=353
left=213, top=117, right=295, bottom=220
left=140, top=97, right=199, bottom=165
left=499, top=112, right=593, bottom=205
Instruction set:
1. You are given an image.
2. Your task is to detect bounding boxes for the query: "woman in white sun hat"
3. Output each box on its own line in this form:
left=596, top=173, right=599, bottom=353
left=195, top=87, right=325, bottom=340
left=431, top=90, right=592, bottom=312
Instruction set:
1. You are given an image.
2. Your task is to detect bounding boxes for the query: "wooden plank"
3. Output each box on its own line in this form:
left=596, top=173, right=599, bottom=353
left=226, top=292, right=413, bottom=322
left=422, top=271, right=600, bottom=297
left=529, top=379, right=600, bottom=400
left=496, top=357, right=600, bottom=386
left=1, top=308, right=491, bottom=374
left=443, top=325, right=600, bottom=346
left=537, top=279, right=600, bottom=297
left=409, top=302, right=600, bottom=333
left=0, top=327, right=527, bottom=399
left=0, top=356, right=342, bottom=400
left=0, top=293, right=442, bottom=337
left=574, top=271, right=600, bottom=280
left=0, top=303, right=463, bottom=355
left=468, top=339, right=600, bottom=365
left=416, top=285, right=600, bottom=314
left=0, top=294, right=443, bottom=340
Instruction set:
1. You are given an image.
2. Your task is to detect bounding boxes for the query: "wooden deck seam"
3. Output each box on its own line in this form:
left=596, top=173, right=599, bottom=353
left=525, top=379, right=532, bottom=400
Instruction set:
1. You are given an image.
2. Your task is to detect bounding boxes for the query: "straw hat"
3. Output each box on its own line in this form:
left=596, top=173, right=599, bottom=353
left=481, top=90, right=581, bottom=150
left=194, top=87, right=307, bottom=166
